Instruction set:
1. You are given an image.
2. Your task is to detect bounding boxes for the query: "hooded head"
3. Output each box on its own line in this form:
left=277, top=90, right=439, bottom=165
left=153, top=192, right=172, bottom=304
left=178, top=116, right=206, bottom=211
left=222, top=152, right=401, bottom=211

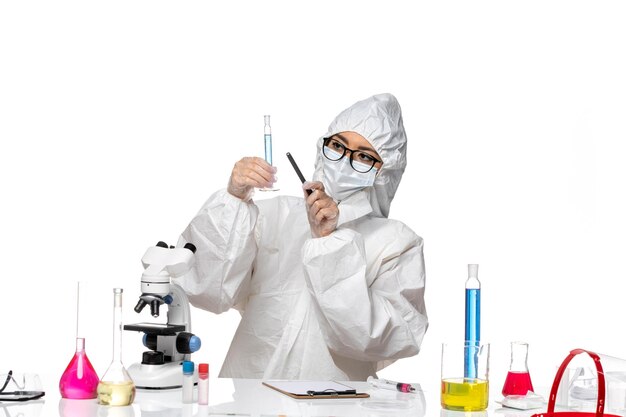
left=312, top=93, right=407, bottom=218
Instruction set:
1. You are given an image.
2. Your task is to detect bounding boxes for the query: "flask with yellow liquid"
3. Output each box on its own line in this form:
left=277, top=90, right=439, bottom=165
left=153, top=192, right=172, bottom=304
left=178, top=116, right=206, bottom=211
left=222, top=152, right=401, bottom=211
left=97, top=288, right=136, bottom=406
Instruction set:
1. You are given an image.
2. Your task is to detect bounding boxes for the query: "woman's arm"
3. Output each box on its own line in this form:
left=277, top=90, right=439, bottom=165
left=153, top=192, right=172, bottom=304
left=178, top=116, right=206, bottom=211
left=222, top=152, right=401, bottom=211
left=301, top=222, right=427, bottom=362
left=175, top=189, right=259, bottom=314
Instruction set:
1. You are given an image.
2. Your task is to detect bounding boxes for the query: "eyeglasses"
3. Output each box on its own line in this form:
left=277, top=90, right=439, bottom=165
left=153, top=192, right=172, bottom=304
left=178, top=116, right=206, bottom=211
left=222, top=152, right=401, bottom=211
left=0, top=370, right=46, bottom=402
left=322, top=137, right=382, bottom=173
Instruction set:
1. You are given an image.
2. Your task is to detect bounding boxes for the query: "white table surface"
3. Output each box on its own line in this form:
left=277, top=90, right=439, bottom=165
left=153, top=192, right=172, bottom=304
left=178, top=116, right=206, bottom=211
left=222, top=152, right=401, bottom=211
left=1, top=373, right=556, bottom=417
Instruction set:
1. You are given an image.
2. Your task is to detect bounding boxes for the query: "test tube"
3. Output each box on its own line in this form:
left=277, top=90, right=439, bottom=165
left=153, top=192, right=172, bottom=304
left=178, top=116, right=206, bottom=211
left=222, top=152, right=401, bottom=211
left=464, top=264, right=481, bottom=379
left=264, top=115, right=272, bottom=166
left=260, top=115, right=279, bottom=192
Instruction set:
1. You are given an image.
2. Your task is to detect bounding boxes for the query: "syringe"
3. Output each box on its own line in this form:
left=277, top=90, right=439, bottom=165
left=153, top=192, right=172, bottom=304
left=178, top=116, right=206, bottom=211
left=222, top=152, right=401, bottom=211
left=367, top=376, right=416, bottom=393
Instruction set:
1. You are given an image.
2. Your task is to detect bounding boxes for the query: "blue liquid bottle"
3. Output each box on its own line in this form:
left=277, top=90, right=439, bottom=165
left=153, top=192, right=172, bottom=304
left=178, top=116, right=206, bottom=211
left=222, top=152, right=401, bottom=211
left=464, top=264, right=481, bottom=379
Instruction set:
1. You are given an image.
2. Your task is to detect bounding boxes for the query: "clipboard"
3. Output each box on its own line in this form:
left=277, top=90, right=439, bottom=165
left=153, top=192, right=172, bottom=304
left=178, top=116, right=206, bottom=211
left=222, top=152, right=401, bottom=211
left=262, top=380, right=370, bottom=399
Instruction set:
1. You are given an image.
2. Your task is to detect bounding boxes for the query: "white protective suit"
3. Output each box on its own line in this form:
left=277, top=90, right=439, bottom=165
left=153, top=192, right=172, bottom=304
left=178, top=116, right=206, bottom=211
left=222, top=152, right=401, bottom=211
left=176, top=93, right=428, bottom=380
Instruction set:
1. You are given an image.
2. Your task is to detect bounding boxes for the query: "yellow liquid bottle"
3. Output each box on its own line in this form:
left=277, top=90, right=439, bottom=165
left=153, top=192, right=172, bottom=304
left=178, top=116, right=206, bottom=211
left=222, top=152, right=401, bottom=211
left=441, top=378, right=489, bottom=411
left=97, top=288, right=136, bottom=406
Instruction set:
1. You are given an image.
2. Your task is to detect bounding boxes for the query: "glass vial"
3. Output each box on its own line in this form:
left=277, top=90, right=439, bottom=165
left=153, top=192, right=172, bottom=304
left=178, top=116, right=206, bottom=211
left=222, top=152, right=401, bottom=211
left=59, top=337, right=100, bottom=399
left=502, top=341, right=534, bottom=396
left=182, top=361, right=194, bottom=404
left=198, top=363, right=209, bottom=405
left=97, top=288, right=136, bottom=406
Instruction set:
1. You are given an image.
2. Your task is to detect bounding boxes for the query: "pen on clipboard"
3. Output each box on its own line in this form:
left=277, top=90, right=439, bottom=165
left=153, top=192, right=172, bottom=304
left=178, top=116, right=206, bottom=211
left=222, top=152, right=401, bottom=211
left=306, top=388, right=357, bottom=397
left=286, top=152, right=312, bottom=195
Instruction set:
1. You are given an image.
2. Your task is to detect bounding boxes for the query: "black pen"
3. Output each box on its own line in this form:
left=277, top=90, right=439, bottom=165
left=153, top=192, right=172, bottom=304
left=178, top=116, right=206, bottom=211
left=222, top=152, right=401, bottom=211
left=306, top=389, right=357, bottom=396
left=286, top=152, right=312, bottom=195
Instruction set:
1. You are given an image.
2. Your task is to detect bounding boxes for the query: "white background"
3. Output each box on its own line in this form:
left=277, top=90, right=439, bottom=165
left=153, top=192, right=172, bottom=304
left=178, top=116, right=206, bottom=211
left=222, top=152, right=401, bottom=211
left=1, top=0, right=625, bottom=395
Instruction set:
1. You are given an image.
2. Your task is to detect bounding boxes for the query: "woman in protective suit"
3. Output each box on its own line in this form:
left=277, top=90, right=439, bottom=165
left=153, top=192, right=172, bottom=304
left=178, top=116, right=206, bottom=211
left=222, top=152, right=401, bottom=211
left=175, top=93, right=428, bottom=380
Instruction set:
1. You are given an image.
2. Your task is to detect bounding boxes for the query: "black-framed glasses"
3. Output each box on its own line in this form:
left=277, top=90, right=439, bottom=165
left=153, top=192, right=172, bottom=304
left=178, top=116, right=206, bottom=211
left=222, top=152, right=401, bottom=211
left=322, top=137, right=382, bottom=173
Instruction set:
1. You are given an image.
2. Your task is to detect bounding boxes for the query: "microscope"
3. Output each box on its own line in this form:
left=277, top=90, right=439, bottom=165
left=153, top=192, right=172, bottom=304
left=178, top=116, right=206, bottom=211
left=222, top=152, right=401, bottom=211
left=124, top=241, right=202, bottom=389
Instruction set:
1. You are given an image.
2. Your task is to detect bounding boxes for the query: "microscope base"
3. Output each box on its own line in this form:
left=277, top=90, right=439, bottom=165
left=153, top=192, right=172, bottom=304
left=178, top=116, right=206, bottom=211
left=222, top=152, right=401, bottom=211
left=128, top=361, right=197, bottom=390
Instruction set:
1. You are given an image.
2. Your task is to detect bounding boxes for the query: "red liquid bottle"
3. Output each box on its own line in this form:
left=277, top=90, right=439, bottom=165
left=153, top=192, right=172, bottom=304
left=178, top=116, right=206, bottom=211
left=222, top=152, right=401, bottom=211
left=502, top=341, right=535, bottom=396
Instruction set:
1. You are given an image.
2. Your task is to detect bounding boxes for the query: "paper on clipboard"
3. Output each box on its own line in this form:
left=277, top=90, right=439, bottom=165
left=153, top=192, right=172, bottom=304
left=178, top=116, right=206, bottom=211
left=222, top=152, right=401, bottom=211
left=262, top=380, right=370, bottom=399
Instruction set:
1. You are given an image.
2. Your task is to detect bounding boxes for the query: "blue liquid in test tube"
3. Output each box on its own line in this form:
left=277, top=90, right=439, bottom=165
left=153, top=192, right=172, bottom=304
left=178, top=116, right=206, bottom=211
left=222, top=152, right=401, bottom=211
left=264, top=115, right=273, bottom=166
left=260, top=115, right=279, bottom=192
left=464, top=264, right=481, bottom=379
left=264, top=134, right=272, bottom=165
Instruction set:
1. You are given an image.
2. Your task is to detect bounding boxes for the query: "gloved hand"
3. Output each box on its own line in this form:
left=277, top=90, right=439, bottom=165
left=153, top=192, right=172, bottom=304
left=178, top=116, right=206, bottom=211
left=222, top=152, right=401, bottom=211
left=303, top=181, right=339, bottom=238
left=227, top=157, right=277, bottom=201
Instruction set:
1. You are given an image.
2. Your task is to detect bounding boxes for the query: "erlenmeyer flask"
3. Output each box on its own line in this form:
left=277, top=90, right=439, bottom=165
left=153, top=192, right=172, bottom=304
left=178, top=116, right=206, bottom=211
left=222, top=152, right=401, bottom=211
left=97, top=288, right=136, bottom=406
left=59, top=337, right=99, bottom=399
left=502, top=341, right=535, bottom=396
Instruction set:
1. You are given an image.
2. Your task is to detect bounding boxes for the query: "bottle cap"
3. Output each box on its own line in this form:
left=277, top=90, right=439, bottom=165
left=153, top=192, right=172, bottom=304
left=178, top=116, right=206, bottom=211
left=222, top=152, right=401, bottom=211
left=183, top=361, right=194, bottom=375
left=199, top=363, right=209, bottom=374
left=468, top=264, right=479, bottom=278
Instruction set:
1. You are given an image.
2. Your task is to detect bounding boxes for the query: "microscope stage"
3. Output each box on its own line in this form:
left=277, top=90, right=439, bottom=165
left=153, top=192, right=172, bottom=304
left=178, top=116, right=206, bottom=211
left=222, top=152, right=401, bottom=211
left=124, top=322, right=186, bottom=335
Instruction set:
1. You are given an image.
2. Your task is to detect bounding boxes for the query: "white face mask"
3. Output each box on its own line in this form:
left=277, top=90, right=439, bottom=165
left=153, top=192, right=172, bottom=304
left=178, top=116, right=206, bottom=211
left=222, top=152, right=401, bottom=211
left=322, top=147, right=378, bottom=202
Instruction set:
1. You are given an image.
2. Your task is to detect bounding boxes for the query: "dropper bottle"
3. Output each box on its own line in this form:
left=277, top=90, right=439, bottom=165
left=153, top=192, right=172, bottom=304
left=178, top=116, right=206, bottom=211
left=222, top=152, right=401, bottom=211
left=464, top=264, right=481, bottom=379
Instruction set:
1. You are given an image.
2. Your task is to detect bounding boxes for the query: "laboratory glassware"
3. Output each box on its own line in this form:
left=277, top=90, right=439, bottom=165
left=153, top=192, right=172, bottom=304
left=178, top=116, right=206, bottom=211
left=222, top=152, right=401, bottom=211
left=59, top=282, right=99, bottom=399
left=198, top=363, right=209, bottom=405
left=264, top=115, right=273, bottom=166
left=464, top=263, right=481, bottom=379
left=59, top=338, right=99, bottom=399
left=260, top=115, right=278, bottom=192
left=97, top=288, right=136, bottom=406
left=441, top=341, right=490, bottom=412
left=502, top=341, right=535, bottom=396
